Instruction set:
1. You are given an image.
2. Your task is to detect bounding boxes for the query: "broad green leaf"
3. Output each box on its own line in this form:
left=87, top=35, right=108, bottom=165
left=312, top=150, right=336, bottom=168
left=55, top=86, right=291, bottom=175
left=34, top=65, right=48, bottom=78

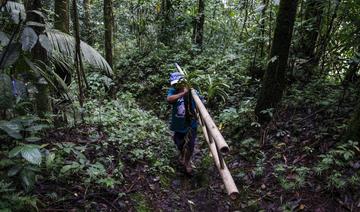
left=39, top=34, right=52, bottom=54
left=0, top=121, right=22, bottom=139
left=60, top=164, right=77, bottom=173
left=25, top=124, right=49, bottom=132
left=0, top=31, right=10, bottom=46
left=0, top=43, right=20, bottom=69
left=7, top=165, right=22, bottom=176
left=20, top=27, right=38, bottom=52
left=21, top=145, right=42, bottom=165
left=9, top=146, right=23, bottom=157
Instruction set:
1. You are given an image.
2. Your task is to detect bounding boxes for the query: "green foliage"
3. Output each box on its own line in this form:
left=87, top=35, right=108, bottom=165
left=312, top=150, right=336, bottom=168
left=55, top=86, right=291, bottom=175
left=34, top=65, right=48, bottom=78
left=273, top=163, right=310, bottom=191
left=0, top=74, right=14, bottom=110
left=84, top=92, right=176, bottom=174
left=314, top=140, right=360, bottom=190
left=0, top=180, right=38, bottom=211
left=0, top=115, right=49, bottom=191
left=218, top=98, right=258, bottom=140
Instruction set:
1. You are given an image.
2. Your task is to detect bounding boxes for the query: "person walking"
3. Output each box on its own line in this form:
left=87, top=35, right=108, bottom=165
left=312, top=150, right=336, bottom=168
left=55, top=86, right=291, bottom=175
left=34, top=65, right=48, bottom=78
left=167, top=72, right=198, bottom=174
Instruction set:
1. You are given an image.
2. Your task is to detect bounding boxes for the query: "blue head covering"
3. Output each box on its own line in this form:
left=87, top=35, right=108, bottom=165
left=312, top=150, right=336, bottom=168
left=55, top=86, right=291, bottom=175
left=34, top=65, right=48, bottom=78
left=170, top=72, right=184, bottom=85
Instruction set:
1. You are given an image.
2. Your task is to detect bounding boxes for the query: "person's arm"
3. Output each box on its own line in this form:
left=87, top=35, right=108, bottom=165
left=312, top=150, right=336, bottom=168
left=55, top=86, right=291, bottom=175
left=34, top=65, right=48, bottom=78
left=167, top=88, right=188, bottom=103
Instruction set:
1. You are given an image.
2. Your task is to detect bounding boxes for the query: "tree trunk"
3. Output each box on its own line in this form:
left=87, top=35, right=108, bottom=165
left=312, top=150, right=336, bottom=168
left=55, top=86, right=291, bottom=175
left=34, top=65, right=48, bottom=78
left=255, top=0, right=298, bottom=123
left=26, top=0, right=52, bottom=118
left=192, top=0, right=205, bottom=48
left=259, top=0, right=268, bottom=58
left=104, top=0, right=113, bottom=68
left=345, top=103, right=360, bottom=142
left=299, top=0, right=323, bottom=59
left=72, top=0, right=85, bottom=121
left=54, top=0, right=69, bottom=33
left=159, top=0, right=172, bottom=46
left=83, top=0, right=93, bottom=45
left=239, top=0, right=249, bottom=41
left=54, top=0, right=71, bottom=85
left=317, top=0, right=341, bottom=71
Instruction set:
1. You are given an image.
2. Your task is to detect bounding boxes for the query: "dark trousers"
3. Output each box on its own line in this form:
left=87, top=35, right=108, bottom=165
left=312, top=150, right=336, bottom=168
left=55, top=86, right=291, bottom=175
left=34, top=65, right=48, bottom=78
left=173, top=128, right=197, bottom=154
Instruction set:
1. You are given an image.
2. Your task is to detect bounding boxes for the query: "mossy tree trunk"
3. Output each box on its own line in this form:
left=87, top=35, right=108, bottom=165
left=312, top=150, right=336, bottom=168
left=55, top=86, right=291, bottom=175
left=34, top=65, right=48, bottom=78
left=104, top=0, right=113, bottom=68
left=255, top=0, right=298, bottom=123
left=192, top=0, right=205, bottom=48
left=26, top=0, right=52, bottom=118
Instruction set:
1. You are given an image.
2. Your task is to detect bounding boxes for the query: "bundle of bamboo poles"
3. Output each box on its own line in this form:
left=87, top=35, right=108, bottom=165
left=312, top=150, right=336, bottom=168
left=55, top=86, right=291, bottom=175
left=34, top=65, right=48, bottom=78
left=175, top=63, right=239, bottom=199
left=192, top=89, right=239, bottom=199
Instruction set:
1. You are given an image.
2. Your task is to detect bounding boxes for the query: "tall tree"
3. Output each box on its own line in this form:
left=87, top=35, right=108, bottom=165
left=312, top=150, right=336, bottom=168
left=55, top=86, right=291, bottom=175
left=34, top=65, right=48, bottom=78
left=192, top=0, right=205, bottom=48
left=72, top=0, right=86, bottom=121
left=83, top=0, right=93, bottom=45
left=54, top=0, right=71, bottom=85
left=26, top=0, right=51, bottom=117
left=158, top=0, right=172, bottom=46
left=259, top=0, right=269, bottom=58
left=255, top=0, right=298, bottom=122
left=54, top=0, right=69, bottom=33
left=297, top=0, right=324, bottom=60
left=104, top=0, right=113, bottom=68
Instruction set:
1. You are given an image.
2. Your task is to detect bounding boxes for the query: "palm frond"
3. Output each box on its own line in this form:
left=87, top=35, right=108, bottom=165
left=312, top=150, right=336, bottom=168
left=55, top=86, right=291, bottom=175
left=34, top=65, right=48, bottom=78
left=46, top=30, right=113, bottom=76
left=24, top=57, right=71, bottom=101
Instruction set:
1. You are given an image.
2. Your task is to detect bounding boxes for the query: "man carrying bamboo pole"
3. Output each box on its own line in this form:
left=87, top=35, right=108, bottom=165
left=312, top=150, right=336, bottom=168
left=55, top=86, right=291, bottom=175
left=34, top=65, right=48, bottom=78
left=167, top=72, right=198, bottom=174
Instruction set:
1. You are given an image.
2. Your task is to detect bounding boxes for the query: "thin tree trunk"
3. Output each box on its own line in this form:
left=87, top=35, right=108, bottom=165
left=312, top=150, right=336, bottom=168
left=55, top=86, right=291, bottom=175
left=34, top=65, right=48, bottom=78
left=239, top=0, right=248, bottom=41
left=54, top=0, right=71, bottom=85
left=83, top=0, right=93, bottom=45
left=159, top=0, right=172, bottom=46
left=317, top=0, right=341, bottom=71
left=299, top=0, right=324, bottom=59
left=192, top=0, right=205, bottom=48
left=54, top=0, right=69, bottom=33
left=255, top=0, right=298, bottom=123
left=259, top=0, right=268, bottom=58
left=72, top=0, right=85, bottom=121
left=104, top=0, right=113, bottom=68
left=268, top=0, right=273, bottom=55
left=26, top=0, right=51, bottom=118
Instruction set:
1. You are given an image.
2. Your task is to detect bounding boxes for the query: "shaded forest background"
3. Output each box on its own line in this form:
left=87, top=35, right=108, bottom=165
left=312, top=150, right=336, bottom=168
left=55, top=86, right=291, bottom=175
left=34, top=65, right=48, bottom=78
left=0, top=0, right=360, bottom=211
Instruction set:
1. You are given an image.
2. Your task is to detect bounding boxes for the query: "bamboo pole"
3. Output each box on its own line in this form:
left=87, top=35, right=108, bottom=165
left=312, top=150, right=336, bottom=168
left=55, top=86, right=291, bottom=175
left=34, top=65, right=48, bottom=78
left=174, top=63, right=238, bottom=197
left=195, top=108, right=239, bottom=199
left=191, top=89, right=230, bottom=154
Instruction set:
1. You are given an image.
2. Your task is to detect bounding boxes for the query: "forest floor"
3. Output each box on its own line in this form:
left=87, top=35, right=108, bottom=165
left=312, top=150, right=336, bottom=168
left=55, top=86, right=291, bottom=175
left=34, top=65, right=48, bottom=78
left=36, top=102, right=359, bottom=211
left=32, top=78, right=360, bottom=211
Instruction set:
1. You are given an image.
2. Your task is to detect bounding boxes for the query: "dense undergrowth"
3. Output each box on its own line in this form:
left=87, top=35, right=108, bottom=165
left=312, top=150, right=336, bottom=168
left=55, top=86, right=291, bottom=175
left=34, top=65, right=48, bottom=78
left=0, top=73, right=177, bottom=210
left=1, top=43, right=360, bottom=210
